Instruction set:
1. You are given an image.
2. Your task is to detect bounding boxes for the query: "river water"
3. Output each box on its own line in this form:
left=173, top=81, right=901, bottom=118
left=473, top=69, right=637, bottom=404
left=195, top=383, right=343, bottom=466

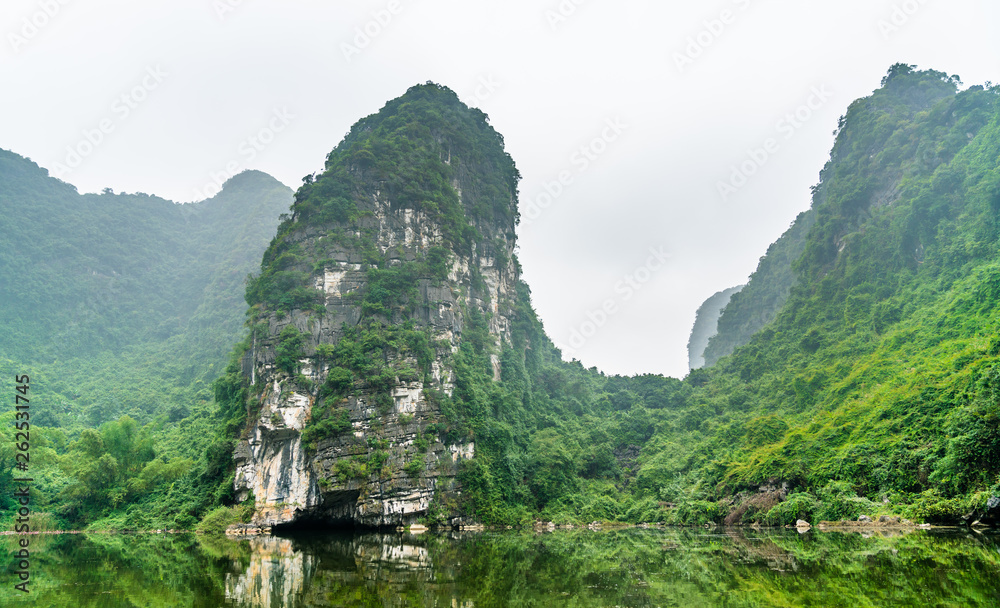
left=3, top=527, right=999, bottom=606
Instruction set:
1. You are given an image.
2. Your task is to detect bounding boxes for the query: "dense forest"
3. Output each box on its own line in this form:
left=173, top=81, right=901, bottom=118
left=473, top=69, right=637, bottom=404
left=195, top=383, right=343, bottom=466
left=3, top=65, right=1000, bottom=532
left=0, top=155, right=291, bottom=529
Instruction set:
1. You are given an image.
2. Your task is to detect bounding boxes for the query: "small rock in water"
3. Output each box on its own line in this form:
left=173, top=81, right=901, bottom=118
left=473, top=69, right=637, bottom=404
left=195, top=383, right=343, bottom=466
left=858, top=515, right=872, bottom=523
left=795, top=519, right=811, bottom=528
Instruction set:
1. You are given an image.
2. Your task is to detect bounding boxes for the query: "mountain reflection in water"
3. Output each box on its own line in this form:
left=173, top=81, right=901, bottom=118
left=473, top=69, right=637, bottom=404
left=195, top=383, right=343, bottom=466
left=3, top=527, right=999, bottom=607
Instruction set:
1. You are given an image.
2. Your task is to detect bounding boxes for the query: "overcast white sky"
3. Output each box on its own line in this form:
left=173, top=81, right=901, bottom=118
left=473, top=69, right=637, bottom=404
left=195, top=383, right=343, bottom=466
left=2, top=0, right=998, bottom=378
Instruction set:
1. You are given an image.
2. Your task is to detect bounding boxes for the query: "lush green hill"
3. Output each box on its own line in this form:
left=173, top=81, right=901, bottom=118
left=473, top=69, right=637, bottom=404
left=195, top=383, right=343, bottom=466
left=0, top=151, right=292, bottom=527
left=0, top=151, right=292, bottom=426
left=661, top=65, right=1000, bottom=524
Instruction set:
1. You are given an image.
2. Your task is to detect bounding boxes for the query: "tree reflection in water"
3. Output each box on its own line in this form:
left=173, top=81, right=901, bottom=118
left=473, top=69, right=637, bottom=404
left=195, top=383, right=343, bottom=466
left=3, top=528, right=999, bottom=607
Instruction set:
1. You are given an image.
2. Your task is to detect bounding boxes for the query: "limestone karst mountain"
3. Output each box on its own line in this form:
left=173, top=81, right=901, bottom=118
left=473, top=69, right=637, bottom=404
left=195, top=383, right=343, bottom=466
left=224, top=83, right=524, bottom=527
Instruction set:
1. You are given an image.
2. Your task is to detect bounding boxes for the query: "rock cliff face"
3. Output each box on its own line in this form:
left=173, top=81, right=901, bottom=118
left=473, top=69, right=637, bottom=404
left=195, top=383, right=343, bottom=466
left=701, top=209, right=815, bottom=367
left=687, top=285, right=743, bottom=370
left=226, top=537, right=315, bottom=608
left=230, top=83, right=521, bottom=529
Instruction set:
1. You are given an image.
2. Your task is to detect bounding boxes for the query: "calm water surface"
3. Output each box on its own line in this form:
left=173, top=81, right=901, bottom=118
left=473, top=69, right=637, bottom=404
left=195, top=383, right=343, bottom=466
left=3, top=527, right=999, bottom=607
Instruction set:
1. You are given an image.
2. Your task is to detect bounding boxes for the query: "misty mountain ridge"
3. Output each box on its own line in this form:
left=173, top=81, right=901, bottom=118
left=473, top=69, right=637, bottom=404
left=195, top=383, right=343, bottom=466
left=0, top=148, right=293, bottom=427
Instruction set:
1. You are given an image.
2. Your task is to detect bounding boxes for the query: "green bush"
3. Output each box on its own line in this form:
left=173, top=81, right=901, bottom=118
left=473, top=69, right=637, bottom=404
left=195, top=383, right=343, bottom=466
left=815, top=481, right=877, bottom=522
left=673, top=500, right=723, bottom=525
left=238, top=494, right=256, bottom=523
left=414, top=434, right=431, bottom=453
left=405, top=457, right=425, bottom=478
left=579, top=495, right=622, bottom=522
left=323, top=367, right=354, bottom=397
left=302, top=407, right=352, bottom=451
left=196, top=506, right=238, bottom=534
left=173, top=513, right=197, bottom=530
left=623, top=496, right=665, bottom=523
left=901, top=489, right=970, bottom=523
left=764, top=492, right=819, bottom=526
left=333, top=457, right=369, bottom=482
left=275, top=325, right=306, bottom=374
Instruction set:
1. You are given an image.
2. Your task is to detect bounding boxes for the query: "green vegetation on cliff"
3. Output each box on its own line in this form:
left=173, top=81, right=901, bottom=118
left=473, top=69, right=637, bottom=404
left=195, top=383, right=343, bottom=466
left=243, top=82, right=518, bottom=319
left=220, top=84, right=525, bottom=462
left=671, top=65, right=1000, bottom=524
